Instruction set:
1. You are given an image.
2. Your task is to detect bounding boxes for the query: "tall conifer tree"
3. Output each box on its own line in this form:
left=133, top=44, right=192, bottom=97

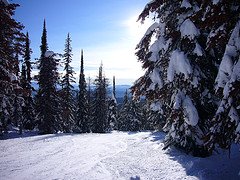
left=76, top=50, right=89, bottom=133
left=60, top=33, right=76, bottom=132
left=21, top=32, right=35, bottom=130
left=36, top=20, right=62, bottom=134
left=0, top=1, right=25, bottom=134
left=107, top=76, right=118, bottom=131
left=92, top=63, right=108, bottom=133
left=131, top=0, right=214, bottom=156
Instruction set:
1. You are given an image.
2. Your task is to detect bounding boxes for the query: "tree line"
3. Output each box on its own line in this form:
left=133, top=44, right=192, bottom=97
left=0, top=1, right=159, bottom=137
left=1, top=0, right=240, bottom=158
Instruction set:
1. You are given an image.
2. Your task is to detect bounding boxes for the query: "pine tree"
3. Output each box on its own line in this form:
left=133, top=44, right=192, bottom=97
left=86, top=77, right=93, bottom=131
left=36, top=20, right=62, bottom=134
left=0, top=1, right=25, bottom=134
left=107, top=76, right=118, bottom=131
left=92, top=63, right=108, bottom=133
left=21, top=32, right=35, bottom=130
left=60, top=33, right=76, bottom=133
left=118, top=90, right=143, bottom=131
left=131, top=0, right=214, bottom=156
left=118, top=90, right=129, bottom=131
left=203, top=1, right=240, bottom=152
left=145, top=101, right=165, bottom=130
left=76, top=50, right=89, bottom=133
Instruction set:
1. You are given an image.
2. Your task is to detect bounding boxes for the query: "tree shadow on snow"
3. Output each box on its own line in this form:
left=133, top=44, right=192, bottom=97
left=130, top=175, right=140, bottom=180
left=127, top=131, right=140, bottom=135
left=165, top=145, right=240, bottom=180
left=0, top=130, right=39, bottom=140
left=149, top=131, right=165, bottom=143
left=30, top=133, right=82, bottom=142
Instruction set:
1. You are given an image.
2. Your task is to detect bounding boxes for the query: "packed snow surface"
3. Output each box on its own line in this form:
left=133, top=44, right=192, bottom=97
left=1, top=131, right=240, bottom=180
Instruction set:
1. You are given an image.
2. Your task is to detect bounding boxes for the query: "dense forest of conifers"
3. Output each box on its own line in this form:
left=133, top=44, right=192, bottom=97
left=1, top=0, right=240, bottom=157
left=0, top=1, right=154, bottom=136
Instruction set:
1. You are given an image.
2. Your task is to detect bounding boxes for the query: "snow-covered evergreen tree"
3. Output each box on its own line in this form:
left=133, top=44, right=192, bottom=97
left=86, top=77, right=93, bottom=132
left=118, top=90, right=142, bottom=131
left=145, top=100, right=165, bottom=130
left=204, top=1, right=240, bottom=152
left=107, top=76, right=118, bottom=131
left=132, top=0, right=215, bottom=156
left=36, top=20, right=62, bottom=134
left=92, top=64, right=108, bottom=133
left=21, top=32, right=35, bottom=130
left=60, top=33, right=76, bottom=133
left=76, top=50, right=89, bottom=133
left=118, top=90, right=129, bottom=131
left=0, top=1, right=25, bottom=134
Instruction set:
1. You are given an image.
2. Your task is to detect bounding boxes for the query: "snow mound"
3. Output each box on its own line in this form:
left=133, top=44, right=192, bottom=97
left=149, top=37, right=171, bottom=62
left=139, top=22, right=159, bottom=45
left=193, top=43, right=203, bottom=56
left=150, top=101, right=163, bottom=112
left=149, top=68, right=163, bottom=89
left=181, top=0, right=192, bottom=8
left=167, top=50, right=192, bottom=82
left=180, top=19, right=199, bottom=40
left=45, top=51, right=55, bottom=57
left=173, top=91, right=199, bottom=126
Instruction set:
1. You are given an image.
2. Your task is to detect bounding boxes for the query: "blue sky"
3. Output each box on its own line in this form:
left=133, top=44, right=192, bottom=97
left=13, top=0, right=151, bottom=85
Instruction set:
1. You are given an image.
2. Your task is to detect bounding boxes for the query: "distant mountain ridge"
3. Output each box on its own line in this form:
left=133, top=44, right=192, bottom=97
left=31, top=81, right=131, bottom=98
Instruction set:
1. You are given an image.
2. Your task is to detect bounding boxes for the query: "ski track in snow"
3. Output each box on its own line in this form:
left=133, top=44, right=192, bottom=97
left=0, top=131, right=240, bottom=180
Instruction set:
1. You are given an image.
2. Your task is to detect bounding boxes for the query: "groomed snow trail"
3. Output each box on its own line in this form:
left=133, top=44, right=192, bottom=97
left=0, top=132, right=239, bottom=180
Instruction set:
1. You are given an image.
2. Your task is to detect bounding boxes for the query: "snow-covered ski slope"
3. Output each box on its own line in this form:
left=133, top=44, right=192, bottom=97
left=0, top=131, right=239, bottom=180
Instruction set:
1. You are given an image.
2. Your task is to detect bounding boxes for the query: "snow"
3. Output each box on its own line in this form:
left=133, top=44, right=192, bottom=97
left=236, top=124, right=240, bottom=133
left=149, top=68, right=163, bottom=89
left=111, top=93, right=117, bottom=104
left=230, top=58, right=240, bottom=83
left=167, top=50, right=192, bottom=82
left=1, top=131, right=240, bottom=180
left=215, top=54, right=233, bottom=89
left=45, top=51, right=55, bottom=57
left=173, top=91, right=183, bottom=110
left=180, top=19, right=199, bottom=40
left=139, top=22, right=159, bottom=45
left=10, top=73, right=18, bottom=81
left=228, top=106, right=239, bottom=123
left=193, top=43, right=203, bottom=56
left=173, top=91, right=199, bottom=126
left=183, top=95, right=199, bottom=126
left=149, top=37, right=171, bottom=62
left=150, top=101, right=162, bottom=113
left=212, top=0, right=220, bottom=5
left=181, top=0, right=192, bottom=8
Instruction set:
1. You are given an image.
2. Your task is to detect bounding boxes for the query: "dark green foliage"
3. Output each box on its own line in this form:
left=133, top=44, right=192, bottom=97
left=0, top=2, right=25, bottom=134
left=76, top=50, right=89, bottom=133
left=131, top=0, right=216, bottom=156
left=60, top=33, right=76, bottom=133
left=107, top=76, right=118, bottom=131
left=21, top=32, right=35, bottom=130
left=36, top=21, right=62, bottom=134
left=118, top=90, right=143, bottom=131
left=92, top=64, right=109, bottom=133
left=202, top=0, right=240, bottom=152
